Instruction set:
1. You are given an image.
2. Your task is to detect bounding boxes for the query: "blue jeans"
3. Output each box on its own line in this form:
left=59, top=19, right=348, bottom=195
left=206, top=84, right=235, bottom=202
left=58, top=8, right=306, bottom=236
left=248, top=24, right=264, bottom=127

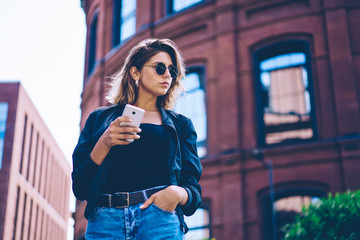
left=85, top=203, right=184, bottom=240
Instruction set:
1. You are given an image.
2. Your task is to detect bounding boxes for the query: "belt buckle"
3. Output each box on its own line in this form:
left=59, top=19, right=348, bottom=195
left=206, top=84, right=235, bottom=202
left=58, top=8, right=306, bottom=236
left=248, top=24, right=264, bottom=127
left=114, top=192, right=129, bottom=208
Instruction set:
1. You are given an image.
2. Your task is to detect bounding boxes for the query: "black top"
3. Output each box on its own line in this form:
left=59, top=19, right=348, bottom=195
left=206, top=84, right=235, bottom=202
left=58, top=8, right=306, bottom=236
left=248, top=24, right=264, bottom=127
left=101, top=123, right=170, bottom=193
left=72, top=104, right=202, bottom=227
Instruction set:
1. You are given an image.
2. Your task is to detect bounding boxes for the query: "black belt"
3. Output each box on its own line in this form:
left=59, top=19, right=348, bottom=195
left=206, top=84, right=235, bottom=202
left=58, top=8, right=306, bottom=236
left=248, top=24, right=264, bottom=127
left=95, top=186, right=166, bottom=208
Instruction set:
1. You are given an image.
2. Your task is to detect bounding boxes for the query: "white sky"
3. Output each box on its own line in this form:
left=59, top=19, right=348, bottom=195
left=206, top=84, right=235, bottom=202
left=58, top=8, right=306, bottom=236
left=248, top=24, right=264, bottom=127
left=0, top=0, right=86, bottom=239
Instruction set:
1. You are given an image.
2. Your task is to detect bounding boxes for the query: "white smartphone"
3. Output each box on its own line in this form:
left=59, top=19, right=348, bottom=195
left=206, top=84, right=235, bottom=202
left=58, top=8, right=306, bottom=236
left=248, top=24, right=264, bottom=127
left=120, top=104, right=145, bottom=142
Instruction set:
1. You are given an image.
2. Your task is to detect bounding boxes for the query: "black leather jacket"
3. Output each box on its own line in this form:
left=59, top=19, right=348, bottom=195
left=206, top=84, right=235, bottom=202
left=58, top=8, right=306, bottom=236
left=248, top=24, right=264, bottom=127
left=72, top=104, right=202, bottom=232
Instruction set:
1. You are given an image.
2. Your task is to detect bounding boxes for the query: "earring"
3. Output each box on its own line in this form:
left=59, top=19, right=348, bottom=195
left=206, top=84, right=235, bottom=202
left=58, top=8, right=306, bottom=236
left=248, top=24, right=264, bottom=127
left=135, top=80, right=139, bottom=87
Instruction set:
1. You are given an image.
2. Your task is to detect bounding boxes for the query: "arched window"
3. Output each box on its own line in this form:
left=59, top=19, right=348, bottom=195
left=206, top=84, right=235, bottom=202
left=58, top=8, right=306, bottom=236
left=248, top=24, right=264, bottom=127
left=88, top=12, right=98, bottom=75
left=275, top=195, right=320, bottom=239
left=261, top=188, right=325, bottom=240
left=174, top=67, right=207, bottom=157
left=112, top=0, right=137, bottom=46
left=254, top=40, right=317, bottom=146
left=167, top=0, right=204, bottom=14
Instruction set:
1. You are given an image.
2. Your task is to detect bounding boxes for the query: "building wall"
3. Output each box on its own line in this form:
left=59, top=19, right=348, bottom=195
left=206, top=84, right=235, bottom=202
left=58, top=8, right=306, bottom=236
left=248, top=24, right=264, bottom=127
left=0, top=82, right=71, bottom=240
left=77, top=0, right=360, bottom=239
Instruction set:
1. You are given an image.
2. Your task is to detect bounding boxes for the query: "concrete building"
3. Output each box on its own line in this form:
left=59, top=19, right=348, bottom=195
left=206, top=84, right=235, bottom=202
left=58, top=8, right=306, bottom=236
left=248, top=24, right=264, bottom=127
left=75, top=0, right=360, bottom=239
left=0, top=82, right=71, bottom=240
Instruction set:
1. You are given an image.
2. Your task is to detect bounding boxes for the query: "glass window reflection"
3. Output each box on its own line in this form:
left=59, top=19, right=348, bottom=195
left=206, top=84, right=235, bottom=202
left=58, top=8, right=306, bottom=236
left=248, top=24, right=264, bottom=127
left=184, top=206, right=211, bottom=240
left=275, top=195, right=320, bottom=239
left=258, top=51, right=314, bottom=145
left=120, top=0, right=136, bottom=43
left=174, top=70, right=207, bottom=157
left=0, top=102, right=8, bottom=169
left=170, top=0, right=204, bottom=13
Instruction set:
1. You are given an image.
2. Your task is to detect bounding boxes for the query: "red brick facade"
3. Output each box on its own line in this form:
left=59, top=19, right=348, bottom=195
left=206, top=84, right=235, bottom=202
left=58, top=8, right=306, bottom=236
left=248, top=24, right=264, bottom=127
left=0, top=82, right=71, bottom=240
left=76, top=0, right=360, bottom=239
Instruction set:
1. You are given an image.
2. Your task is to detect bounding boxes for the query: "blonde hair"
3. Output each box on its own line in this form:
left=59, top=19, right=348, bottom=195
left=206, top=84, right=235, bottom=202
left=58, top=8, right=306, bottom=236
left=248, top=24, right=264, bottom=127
left=106, top=38, right=185, bottom=109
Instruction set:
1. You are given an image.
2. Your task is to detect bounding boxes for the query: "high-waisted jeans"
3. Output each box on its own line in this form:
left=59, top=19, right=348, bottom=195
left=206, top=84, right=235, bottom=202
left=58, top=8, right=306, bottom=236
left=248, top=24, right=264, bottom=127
left=85, top=203, right=184, bottom=240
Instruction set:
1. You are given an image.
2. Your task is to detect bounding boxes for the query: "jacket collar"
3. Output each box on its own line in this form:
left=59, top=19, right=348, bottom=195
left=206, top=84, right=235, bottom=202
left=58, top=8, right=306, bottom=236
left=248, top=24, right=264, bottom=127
left=158, top=103, right=176, bottom=130
left=160, top=108, right=174, bottom=127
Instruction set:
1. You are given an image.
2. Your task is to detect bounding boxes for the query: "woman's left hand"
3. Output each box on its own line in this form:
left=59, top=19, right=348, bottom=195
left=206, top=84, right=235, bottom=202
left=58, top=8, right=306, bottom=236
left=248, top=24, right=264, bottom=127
left=139, top=185, right=188, bottom=212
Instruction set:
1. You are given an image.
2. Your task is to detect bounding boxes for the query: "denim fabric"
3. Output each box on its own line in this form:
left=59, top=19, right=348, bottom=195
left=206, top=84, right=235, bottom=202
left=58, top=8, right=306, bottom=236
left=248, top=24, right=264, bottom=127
left=85, top=203, right=184, bottom=240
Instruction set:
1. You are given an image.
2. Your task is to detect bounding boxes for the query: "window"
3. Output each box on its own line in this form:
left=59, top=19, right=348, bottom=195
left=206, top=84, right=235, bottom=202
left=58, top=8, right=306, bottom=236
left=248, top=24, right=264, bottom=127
left=26, top=124, right=34, bottom=181
left=184, top=205, right=211, bottom=240
left=174, top=67, right=207, bottom=157
left=27, top=199, right=33, bottom=239
left=167, top=0, right=204, bottom=14
left=20, top=193, right=27, bottom=240
left=261, top=188, right=325, bottom=240
left=0, top=102, right=8, bottom=169
left=254, top=40, right=316, bottom=145
left=19, top=114, right=28, bottom=174
left=12, top=186, right=20, bottom=240
left=88, top=11, right=98, bottom=75
left=113, top=0, right=136, bottom=46
left=33, top=204, right=39, bottom=240
left=275, top=195, right=320, bottom=238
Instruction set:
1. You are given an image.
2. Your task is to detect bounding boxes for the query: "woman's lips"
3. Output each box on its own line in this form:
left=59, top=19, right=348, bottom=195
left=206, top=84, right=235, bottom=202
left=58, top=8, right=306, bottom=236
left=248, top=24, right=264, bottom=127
left=160, top=82, right=169, bottom=87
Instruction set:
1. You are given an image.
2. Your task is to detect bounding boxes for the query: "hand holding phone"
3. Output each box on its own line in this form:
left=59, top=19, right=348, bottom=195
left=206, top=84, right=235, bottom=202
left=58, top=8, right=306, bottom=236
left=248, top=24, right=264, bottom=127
left=120, top=104, right=145, bottom=142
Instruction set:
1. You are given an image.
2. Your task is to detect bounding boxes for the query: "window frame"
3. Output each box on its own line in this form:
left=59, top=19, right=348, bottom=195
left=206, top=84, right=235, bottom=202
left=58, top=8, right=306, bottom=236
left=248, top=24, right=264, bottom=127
left=0, top=102, right=8, bottom=169
left=260, top=187, right=326, bottom=240
left=87, top=10, right=99, bottom=76
left=112, top=0, right=137, bottom=47
left=253, top=40, right=317, bottom=146
left=175, top=65, right=208, bottom=158
left=166, top=0, right=206, bottom=15
left=184, top=201, right=212, bottom=239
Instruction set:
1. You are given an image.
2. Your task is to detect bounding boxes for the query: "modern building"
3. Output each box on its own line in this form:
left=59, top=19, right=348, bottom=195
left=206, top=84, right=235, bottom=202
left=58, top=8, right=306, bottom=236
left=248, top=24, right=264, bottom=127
left=75, top=0, right=360, bottom=239
left=0, top=82, right=71, bottom=240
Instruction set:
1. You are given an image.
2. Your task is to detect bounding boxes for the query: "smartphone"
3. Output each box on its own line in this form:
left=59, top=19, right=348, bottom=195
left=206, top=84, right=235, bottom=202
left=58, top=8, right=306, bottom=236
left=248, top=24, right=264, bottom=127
left=120, top=104, right=145, bottom=142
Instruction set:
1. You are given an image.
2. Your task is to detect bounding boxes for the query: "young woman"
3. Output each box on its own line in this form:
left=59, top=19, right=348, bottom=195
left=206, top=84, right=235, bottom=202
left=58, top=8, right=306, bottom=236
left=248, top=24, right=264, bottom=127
left=72, top=38, right=202, bottom=239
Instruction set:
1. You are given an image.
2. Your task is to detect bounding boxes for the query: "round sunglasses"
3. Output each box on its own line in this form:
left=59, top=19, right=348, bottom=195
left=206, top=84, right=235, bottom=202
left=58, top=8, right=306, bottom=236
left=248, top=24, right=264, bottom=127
left=143, top=62, right=179, bottom=79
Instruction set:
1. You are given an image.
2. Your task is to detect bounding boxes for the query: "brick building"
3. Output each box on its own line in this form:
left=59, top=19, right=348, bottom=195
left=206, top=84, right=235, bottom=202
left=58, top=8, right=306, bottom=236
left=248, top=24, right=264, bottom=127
left=0, top=82, right=71, bottom=240
left=75, top=0, right=360, bottom=239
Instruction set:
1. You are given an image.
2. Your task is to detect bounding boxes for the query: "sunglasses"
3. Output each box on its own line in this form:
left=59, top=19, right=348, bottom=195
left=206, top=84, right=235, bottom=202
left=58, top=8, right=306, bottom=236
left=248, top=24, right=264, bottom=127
left=143, top=62, right=179, bottom=79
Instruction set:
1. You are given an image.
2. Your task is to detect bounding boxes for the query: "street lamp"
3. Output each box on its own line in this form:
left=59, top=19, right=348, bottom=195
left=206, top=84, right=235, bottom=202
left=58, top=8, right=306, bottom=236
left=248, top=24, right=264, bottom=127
left=251, top=148, right=277, bottom=240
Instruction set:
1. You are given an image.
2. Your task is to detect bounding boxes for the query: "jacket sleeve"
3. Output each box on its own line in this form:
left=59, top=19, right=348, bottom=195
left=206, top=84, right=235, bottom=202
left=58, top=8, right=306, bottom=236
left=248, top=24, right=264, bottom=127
left=71, top=111, right=100, bottom=201
left=179, top=118, right=203, bottom=216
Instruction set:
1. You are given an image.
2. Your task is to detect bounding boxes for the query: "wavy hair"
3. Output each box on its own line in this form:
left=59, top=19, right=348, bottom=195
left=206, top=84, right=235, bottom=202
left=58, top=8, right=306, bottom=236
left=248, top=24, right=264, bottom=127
left=106, top=38, right=185, bottom=109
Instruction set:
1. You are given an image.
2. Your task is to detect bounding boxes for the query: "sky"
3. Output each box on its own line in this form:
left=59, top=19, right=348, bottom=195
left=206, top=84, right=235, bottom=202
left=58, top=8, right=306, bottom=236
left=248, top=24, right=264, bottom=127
left=0, top=0, right=86, bottom=239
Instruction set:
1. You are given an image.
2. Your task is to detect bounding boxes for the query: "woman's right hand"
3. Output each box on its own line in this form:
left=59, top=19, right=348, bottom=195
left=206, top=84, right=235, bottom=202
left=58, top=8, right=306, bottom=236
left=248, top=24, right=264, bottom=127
left=100, top=116, right=142, bottom=148
left=90, top=116, right=141, bottom=165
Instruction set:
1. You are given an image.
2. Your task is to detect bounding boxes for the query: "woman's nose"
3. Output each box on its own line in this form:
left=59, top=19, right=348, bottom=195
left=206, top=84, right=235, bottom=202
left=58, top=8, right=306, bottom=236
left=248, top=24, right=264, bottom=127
left=163, top=67, right=171, bottom=78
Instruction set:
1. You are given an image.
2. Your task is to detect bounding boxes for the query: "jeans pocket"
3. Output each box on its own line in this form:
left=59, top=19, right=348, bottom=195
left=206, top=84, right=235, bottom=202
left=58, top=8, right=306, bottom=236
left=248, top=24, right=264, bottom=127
left=150, top=203, right=176, bottom=215
left=87, top=207, right=104, bottom=222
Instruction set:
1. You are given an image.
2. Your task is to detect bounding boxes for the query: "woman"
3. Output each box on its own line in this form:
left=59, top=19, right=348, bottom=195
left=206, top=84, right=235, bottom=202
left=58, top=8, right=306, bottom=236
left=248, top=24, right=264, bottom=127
left=72, top=38, right=202, bottom=239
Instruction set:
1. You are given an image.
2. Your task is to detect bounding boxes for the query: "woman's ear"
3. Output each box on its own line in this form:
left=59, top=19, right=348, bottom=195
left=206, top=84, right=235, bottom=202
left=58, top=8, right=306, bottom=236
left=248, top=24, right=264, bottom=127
left=130, top=66, right=140, bottom=81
